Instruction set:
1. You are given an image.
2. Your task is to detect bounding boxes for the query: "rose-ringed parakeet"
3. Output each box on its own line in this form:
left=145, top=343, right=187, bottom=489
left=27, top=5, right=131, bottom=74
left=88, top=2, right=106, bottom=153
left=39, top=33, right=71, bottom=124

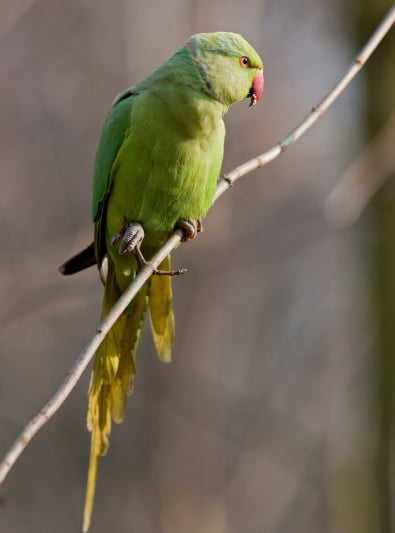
left=60, top=32, right=263, bottom=531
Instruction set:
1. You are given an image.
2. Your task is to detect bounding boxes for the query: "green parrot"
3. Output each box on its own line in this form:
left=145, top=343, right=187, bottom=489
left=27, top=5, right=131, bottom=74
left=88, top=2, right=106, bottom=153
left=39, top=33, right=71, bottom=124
left=60, top=32, right=263, bottom=531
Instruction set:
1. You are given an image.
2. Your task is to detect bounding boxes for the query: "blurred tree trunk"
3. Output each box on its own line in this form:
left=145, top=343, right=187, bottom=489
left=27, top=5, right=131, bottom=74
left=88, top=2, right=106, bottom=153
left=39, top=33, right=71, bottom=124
left=329, top=2, right=395, bottom=533
left=367, top=1, right=395, bottom=528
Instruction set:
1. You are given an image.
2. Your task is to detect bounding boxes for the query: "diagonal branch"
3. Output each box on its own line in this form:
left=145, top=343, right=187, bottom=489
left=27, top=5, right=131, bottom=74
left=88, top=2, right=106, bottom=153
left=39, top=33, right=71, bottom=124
left=0, top=3, right=394, bottom=487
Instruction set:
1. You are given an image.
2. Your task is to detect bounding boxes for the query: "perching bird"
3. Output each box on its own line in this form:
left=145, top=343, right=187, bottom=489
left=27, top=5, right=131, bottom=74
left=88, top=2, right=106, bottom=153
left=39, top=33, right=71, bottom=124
left=59, top=32, right=263, bottom=531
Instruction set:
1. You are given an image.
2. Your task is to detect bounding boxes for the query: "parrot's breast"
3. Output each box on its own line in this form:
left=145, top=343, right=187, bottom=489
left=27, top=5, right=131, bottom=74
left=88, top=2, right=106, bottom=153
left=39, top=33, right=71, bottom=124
left=105, top=90, right=225, bottom=252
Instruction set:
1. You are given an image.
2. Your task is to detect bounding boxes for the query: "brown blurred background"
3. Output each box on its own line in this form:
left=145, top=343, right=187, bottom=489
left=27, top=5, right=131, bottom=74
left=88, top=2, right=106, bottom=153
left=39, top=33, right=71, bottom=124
left=0, top=1, right=394, bottom=532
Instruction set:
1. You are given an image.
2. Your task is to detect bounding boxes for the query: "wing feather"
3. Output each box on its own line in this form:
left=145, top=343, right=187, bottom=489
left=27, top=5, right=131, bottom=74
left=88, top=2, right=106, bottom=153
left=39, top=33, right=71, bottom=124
left=92, top=91, right=137, bottom=264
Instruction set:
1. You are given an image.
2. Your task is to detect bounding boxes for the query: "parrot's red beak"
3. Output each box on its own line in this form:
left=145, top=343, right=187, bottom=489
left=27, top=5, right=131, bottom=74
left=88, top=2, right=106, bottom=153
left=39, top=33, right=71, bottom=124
left=248, top=69, right=264, bottom=106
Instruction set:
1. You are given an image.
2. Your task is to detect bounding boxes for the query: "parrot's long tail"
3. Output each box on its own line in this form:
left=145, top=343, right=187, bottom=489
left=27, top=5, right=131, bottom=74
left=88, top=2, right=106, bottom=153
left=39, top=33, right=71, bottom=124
left=83, top=255, right=174, bottom=532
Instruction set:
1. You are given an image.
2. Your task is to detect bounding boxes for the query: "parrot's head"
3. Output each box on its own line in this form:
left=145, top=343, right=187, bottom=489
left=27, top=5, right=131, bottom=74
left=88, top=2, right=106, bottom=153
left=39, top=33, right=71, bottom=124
left=186, top=32, right=264, bottom=108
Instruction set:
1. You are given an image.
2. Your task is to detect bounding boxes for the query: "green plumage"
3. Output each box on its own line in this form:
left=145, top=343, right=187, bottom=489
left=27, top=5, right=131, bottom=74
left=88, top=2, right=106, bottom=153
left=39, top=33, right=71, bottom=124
left=78, top=32, right=263, bottom=531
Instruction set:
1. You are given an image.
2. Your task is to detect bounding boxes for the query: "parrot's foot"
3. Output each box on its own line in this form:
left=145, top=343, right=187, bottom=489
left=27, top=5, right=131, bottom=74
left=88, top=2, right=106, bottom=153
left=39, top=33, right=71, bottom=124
left=111, top=218, right=187, bottom=276
left=176, top=218, right=203, bottom=242
left=111, top=218, right=145, bottom=255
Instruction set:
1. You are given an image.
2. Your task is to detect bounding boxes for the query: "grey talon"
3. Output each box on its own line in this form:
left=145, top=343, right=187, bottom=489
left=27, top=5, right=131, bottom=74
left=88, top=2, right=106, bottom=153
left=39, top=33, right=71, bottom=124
left=118, top=223, right=145, bottom=255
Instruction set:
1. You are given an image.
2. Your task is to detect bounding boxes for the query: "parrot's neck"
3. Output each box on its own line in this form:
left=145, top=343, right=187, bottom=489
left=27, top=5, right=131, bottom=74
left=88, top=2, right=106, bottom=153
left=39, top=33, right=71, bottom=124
left=137, top=48, right=228, bottom=139
left=171, top=86, right=227, bottom=137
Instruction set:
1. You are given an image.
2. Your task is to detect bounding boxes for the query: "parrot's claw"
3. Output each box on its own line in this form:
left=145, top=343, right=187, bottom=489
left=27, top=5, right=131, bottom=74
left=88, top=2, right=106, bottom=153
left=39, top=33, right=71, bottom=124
left=111, top=219, right=145, bottom=255
left=176, top=218, right=203, bottom=242
left=111, top=218, right=187, bottom=276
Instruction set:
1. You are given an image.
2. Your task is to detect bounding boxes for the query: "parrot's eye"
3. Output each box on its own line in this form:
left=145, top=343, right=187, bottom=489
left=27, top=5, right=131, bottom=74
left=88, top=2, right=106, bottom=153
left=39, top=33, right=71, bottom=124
left=239, top=56, right=250, bottom=68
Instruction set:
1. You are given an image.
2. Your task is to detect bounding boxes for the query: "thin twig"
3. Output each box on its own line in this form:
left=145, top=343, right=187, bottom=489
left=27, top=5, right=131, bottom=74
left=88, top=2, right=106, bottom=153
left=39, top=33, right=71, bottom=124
left=0, top=4, right=394, bottom=486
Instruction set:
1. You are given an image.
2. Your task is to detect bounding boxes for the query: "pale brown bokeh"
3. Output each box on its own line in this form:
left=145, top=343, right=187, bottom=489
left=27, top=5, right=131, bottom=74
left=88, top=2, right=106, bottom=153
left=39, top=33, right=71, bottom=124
left=0, top=1, right=387, bottom=532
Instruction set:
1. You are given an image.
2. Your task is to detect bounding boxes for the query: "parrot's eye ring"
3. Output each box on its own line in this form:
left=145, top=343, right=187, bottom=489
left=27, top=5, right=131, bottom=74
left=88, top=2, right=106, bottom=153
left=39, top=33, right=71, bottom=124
left=239, top=56, right=250, bottom=68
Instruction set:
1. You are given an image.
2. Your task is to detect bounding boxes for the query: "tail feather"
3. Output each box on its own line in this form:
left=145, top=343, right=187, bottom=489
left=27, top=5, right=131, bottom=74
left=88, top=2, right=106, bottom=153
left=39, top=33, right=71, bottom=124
left=110, top=283, right=148, bottom=422
left=59, top=242, right=97, bottom=275
left=83, top=430, right=100, bottom=533
left=83, top=261, right=148, bottom=532
left=148, top=255, right=175, bottom=363
left=83, top=254, right=175, bottom=532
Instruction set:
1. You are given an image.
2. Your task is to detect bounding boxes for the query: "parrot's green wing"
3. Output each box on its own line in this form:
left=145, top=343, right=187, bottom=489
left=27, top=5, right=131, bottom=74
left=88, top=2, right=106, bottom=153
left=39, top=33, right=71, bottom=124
left=92, top=89, right=137, bottom=264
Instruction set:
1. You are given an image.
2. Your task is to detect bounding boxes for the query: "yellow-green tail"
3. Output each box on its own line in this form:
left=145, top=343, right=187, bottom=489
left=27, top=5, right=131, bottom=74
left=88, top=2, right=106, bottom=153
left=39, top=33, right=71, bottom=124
left=83, top=255, right=174, bottom=532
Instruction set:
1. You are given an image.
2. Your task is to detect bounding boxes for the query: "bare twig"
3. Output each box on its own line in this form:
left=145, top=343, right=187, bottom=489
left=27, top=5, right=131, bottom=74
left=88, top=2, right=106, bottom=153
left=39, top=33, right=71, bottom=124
left=0, top=4, right=394, bottom=486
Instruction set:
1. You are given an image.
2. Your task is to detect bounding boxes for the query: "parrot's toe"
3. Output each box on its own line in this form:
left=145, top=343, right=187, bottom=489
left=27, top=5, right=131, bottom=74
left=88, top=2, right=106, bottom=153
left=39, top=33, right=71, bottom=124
left=176, top=218, right=203, bottom=242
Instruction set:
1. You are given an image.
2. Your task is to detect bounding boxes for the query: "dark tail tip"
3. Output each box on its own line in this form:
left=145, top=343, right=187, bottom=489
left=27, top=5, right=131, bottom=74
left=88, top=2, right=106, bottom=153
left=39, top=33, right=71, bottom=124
left=58, top=263, right=67, bottom=275
left=59, top=242, right=97, bottom=275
